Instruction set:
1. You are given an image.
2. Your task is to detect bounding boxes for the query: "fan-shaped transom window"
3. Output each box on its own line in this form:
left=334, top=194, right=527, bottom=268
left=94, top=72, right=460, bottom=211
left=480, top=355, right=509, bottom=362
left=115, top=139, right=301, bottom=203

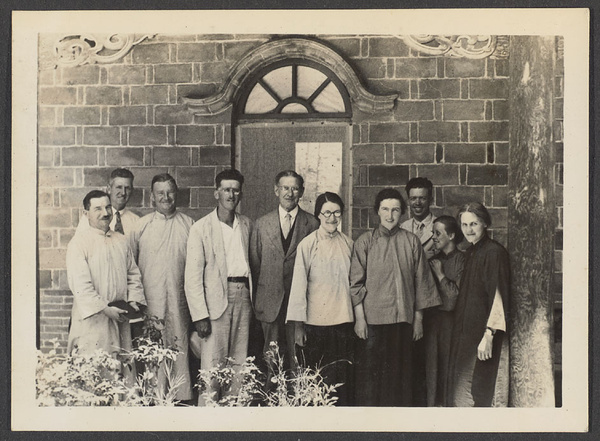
left=238, top=59, right=351, bottom=120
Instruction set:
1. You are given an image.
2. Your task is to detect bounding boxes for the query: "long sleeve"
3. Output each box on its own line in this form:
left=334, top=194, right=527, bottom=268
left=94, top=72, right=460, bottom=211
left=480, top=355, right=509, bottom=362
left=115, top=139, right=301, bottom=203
left=184, top=224, right=210, bottom=322
left=413, top=238, right=441, bottom=311
left=249, top=223, right=262, bottom=292
left=349, top=234, right=369, bottom=306
left=126, top=246, right=146, bottom=305
left=66, top=238, right=107, bottom=319
left=483, top=243, right=510, bottom=331
left=437, top=252, right=465, bottom=311
left=286, top=238, right=310, bottom=323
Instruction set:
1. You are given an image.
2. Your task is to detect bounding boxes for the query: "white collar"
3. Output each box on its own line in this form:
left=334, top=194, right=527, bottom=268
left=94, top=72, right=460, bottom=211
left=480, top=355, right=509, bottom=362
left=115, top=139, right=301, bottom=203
left=279, top=205, right=299, bottom=221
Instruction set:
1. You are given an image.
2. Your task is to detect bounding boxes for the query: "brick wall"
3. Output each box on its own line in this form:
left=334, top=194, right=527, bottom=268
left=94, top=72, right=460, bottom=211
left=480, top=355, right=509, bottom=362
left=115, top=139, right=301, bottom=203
left=37, top=34, right=562, bottom=353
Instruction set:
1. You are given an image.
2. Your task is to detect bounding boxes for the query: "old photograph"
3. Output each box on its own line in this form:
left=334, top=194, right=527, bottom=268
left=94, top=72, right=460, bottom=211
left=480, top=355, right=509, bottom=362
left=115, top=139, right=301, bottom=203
left=11, top=8, right=589, bottom=431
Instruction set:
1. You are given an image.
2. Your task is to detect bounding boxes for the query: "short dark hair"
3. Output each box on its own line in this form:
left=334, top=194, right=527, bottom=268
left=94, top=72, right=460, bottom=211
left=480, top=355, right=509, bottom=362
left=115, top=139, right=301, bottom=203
left=405, top=177, right=433, bottom=199
left=433, top=215, right=464, bottom=244
left=373, top=188, right=407, bottom=215
left=83, top=190, right=110, bottom=210
left=109, top=168, right=134, bottom=183
left=274, top=170, right=304, bottom=189
left=215, top=169, right=245, bottom=188
left=457, top=202, right=492, bottom=227
left=314, top=192, right=345, bottom=218
left=151, top=173, right=178, bottom=192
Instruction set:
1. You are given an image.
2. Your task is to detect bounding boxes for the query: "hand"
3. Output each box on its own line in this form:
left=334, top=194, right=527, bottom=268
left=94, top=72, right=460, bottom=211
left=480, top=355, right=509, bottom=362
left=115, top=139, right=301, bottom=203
left=477, top=331, right=494, bottom=361
left=354, top=317, right=369, bottom=340
left=194, top=318, right=212, bottom=339
left=429, top=259, right=444, bottom=281
left=294, top=322, right=307, bottom=347
left=412, top=319, right=424, bottom=341
left=103, top=306, right=128, bottom=322
left=128, top=301, right=140, bottom=312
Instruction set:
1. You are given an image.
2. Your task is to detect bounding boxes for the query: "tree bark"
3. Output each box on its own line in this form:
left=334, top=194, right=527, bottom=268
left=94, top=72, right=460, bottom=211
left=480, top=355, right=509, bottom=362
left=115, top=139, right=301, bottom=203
left=508, top=35, right=556, bottom=407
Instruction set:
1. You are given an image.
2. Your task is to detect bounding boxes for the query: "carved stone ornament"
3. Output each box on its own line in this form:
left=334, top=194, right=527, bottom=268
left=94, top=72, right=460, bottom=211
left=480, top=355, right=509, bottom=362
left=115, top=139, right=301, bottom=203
left=182, top=37, right=397, bottom=116
left=55, top=34, right=155, bottom=67
left=403, top=35, right=508, bottom=59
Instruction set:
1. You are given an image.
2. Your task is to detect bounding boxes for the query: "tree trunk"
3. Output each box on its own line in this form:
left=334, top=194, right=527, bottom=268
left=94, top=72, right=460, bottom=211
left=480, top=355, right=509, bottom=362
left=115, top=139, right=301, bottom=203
left=507, top=35, right=556, bottom=407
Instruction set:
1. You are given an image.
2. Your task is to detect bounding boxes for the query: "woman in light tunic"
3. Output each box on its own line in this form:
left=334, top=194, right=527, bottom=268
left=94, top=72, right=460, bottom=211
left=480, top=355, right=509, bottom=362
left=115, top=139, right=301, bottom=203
left=286, top=192, right=354, bottom=405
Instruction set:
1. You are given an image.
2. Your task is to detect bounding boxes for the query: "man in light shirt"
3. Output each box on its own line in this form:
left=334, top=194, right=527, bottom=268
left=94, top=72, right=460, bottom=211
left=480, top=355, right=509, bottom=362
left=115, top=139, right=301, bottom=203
left=185, top=169, right=253, bottom=405
left=400, top=177, right=437, bottom=260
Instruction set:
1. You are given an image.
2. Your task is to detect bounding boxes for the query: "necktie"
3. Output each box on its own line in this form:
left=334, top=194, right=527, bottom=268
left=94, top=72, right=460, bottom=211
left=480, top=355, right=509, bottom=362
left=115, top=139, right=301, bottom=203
left=282, top=213, right=292, bottom=239
left=114, top=211, right=124, bottom=235
left=416, top=222, right=424, bottom=239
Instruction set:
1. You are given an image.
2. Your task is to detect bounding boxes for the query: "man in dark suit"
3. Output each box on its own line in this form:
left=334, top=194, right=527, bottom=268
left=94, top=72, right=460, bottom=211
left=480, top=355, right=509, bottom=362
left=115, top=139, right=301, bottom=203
left=250, top=170, right=319, bottom=370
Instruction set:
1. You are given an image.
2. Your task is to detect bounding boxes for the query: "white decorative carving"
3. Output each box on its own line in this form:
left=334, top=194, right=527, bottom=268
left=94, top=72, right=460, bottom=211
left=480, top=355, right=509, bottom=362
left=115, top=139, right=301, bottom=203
left=54, top=34, right=155, bottom=66
left=403, top=35, right=502, bottom=59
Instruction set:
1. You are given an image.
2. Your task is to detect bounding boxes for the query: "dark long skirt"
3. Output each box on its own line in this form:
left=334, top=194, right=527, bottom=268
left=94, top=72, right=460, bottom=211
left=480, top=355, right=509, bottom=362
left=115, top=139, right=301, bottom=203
left=353, top=322, right=413, bottom=407
left=424, top=309, right=454, bottom=406
left=297, top=322, right=354, bottom=406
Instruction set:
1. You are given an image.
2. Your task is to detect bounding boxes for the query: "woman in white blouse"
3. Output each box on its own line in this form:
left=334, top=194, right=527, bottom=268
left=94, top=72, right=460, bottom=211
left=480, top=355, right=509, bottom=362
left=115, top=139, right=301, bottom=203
left=286, top=192, right=354, bottom=405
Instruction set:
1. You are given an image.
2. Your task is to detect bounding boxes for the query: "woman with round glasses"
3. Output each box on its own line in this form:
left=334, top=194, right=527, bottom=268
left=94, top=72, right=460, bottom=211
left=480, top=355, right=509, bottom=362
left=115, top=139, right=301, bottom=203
left=448, top=202, right=510, bottom=407
left=286, top=192, right=354, bottom=405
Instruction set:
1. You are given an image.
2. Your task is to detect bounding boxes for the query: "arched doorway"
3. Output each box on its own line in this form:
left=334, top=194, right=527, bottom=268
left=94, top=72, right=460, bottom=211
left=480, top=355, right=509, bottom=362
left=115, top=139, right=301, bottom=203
left=234, top=59, right=353, bottom=231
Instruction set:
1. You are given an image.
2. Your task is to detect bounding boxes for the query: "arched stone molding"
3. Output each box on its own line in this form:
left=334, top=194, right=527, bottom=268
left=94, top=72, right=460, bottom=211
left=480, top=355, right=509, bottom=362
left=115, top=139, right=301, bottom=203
left=182, top=37, right=397, bottom=116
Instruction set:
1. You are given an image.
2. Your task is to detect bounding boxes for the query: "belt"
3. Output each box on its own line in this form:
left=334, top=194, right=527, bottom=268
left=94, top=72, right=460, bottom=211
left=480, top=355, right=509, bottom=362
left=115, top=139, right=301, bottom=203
left=227, top=276, right=249, bottom=284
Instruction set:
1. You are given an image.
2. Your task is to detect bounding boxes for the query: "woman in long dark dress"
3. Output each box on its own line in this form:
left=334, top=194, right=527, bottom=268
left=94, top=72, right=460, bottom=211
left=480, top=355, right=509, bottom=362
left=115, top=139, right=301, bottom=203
left=448, top=202, right=510, bottom=407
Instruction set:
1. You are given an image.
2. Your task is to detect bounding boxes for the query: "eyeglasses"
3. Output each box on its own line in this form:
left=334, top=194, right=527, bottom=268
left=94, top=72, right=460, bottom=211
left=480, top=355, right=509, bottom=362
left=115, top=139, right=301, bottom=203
left=320, top=210, right=342, bottom=219
left=278, top=185, right=301, bottom=193
left=219, top=187, right=241, bottom=195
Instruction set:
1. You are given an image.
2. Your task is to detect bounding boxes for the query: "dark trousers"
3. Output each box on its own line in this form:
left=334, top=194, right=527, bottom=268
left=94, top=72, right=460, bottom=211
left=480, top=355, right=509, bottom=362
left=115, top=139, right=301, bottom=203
left=354, top=322, right=413, bottom=407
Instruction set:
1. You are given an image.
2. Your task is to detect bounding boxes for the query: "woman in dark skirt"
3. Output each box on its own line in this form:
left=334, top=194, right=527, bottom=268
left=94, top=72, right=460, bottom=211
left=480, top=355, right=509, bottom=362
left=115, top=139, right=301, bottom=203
left=286, top=192, right=355, bottom=405
left=448, top=202, right=510, bottom=407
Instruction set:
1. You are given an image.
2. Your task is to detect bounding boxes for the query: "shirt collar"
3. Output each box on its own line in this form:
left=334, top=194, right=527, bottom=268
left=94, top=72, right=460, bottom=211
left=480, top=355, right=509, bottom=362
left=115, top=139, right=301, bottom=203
left=220, top=213, right=240, bottom=230
left=412, top=212, right=434, bottom=231
left=279, top=204, right=299, bottom=221
left=377, top=223, right=400, bottom=237
left=154, top=210, right=177, bottom=220
left=316, top=225, right=339, bottom=240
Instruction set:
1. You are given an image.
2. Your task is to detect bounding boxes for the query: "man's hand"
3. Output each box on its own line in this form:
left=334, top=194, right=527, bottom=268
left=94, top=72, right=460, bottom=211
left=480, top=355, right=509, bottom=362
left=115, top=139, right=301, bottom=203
left=413, top=310, right=424, bottom=341
left=128, top=301, right=140, bottom=312
left=293, top=322, right=307, bottom=347
left=354, top=317, right=369, bottom=340
left=429, top=259, right=444, bottom=281
left=103, top=305, right=128, bottom=322
left=194, top=318, right=212, bottom=339
left=477, top=330, right=494, bottom=361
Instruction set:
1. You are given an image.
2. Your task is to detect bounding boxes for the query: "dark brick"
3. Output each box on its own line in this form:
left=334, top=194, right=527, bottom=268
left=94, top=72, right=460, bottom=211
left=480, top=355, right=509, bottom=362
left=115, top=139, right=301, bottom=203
left=322, top=37, right=361, bottom=58
left=470, top=121, right=509, bottom=142
left=38, top=107, right=56, bottom=126
left=445, top=59, right=485, bottom=78
left=132, top=43, right=170, bottom=64
left=223, top=41, right=262, bottom=61
left=393, top=143, right=435, bottom=163
left=368, top=37, right=409, bottom=57
left=363, top=79, right=410, bottom=98
left=370, top=123, right=410, bottom=143
left=129, top=126, right=168, bottom=146
left=109, top=106, right=147, bottom=125
left=175, top=188, right=191, bottom=208
left=131, top=85, right=169, bottom=105
left=353, top=144, right=385, bottom=165
left=38, top=127, right=75, bottom=146
left=444, top=143, right=486, bottom=163
left=469, top=79, right=508, bottom=99
left=106, top=147, right=144, bottom=166
left=86, top=86, right=122, bottom=105
left=197, top=187, right=217, bottom=206
left=59, top=229, right=76, bottom=247
left=467, top=165, right=508, bottom=185
left=199, top=146, right=231, bottom=166
left=62, top=147, right=98, bottom=166
left=493, top=186, right=508, bottom=207
left=61, top=65, right=100, bottom=85
left=198, top=61, right=232, bottom=83
left=108, top=65, right=146, bottom=85
left=177, top=42, right=217, bottom=62
left=127, top=167, right=170, bottom=189
left=154, top=64, right=193, bottom=83
left=418, top=79, right=460, bottom=99
left=353, top=59, right=387, bottom=80
left=395, top=58, right=437, bottom=78
left=84, top=126, right=120, bottom=145
left=443, top=100, right=485, bottom=121
left=155, top=105, right=194, bottom=125
left=555, top=142, right=564, bottom=162
left=493, top=100, right=508, bottom=120
left=38, top=148, right=54, bottom=167
left=368, top=165, right=409, bottom=186
left=443, top=186, right=485, bottom=207
left=63, top=106, right=101, bottom=125
left=494, top=143, right=509, bottom=164
left=353, top=186, right=388, bottom=207
left=176, top=125, right=215, bottom=146
left=554, top=98, right=564, bottom=119
left=153, top=147, right=191, bottom=165
left=394, top=100, right=434, bottom=121
left=38, top=229, right=53, bottom=248
left=40, top=87, right=77, bottom=105
left=417, top=165, right=460, bottom=185
left=177, top=166, right=217, bottom=187
left=495, top=59, right=509, bottom=77
left=39, top=270, right=53, bottom=289
left=83, top=167, right=114, bottom=186
left=487, top=208, right=507, bottom=228
left=419, top=121, right=460, bottom=142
